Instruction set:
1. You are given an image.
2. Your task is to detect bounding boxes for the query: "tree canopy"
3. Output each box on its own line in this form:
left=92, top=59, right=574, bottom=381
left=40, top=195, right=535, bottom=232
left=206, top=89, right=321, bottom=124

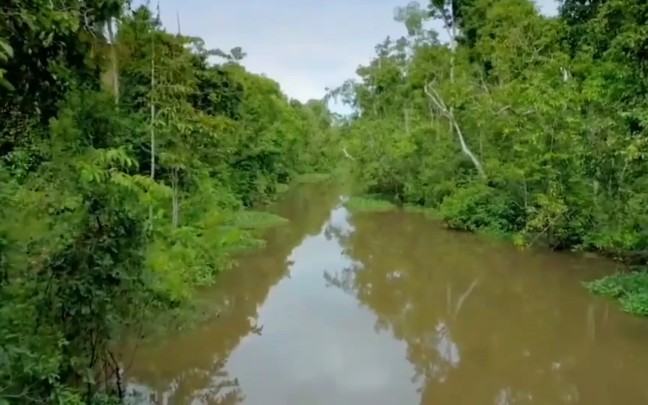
left=3, top=0, right=648, bottom=402
left=333, top=0, right=648, bottom=316
left=0, top=1, right=338, bottom=402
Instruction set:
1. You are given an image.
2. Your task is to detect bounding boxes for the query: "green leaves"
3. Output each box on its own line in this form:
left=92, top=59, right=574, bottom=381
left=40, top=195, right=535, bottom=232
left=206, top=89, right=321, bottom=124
left=586, top=271, right=648, bottom=316
left=0, top=1, right=338, bottom=401
left=337, top=0, right=648, bottom=315
left=394, top=2, right=426, bottom=36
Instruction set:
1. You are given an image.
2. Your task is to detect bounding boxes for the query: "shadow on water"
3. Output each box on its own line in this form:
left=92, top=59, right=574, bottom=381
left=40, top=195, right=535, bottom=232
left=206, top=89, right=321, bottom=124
left=127, top=183, right=648, bottom=404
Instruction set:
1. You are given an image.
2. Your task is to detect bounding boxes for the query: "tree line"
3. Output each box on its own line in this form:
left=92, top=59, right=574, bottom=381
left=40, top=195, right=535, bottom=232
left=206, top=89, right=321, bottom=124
left=3, top=0, right=648, bottom=402
left=331, top=0, right=648, bottom=316
left=0, top=1, right=338, bottom=403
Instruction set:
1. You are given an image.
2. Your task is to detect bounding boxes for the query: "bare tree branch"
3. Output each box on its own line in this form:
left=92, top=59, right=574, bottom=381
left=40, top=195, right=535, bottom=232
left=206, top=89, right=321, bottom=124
left=342, top=147, right=355, bottom=161
left=424, top=83, right=486, bottom=177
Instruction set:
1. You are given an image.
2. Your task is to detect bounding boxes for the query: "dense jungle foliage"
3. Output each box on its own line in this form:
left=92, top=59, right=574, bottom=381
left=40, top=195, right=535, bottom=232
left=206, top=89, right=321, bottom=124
left=330, top=0, right=648, bottom=316
left=3, top=0, right=648, bottom=402
left=0, top=1, right=338, bottom=403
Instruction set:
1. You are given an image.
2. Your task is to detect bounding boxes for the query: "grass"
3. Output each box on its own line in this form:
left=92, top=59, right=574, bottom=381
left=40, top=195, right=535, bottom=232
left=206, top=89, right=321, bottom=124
left=228, top=230, right=268, bottom=252
left=229, top=210, right=289, bottom=230
left=344, top=196, right=396, bottom=213
left=402, top=204, right=441, bottom=220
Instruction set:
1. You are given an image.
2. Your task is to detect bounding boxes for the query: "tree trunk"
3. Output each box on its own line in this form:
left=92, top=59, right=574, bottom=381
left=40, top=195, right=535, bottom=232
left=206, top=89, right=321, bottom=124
left=149, top=32, right=156, bottom=228
left=106, top=18, right=119, bottom=105
left=171, top=168, right=179, bottom=228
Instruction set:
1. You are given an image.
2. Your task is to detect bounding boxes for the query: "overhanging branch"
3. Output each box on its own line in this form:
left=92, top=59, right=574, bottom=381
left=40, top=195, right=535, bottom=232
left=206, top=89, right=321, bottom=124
left=424, top=82, right=486, bottom=177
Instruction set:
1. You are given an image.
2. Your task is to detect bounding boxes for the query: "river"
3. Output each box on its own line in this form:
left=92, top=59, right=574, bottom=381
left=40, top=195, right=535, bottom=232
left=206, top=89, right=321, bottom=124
left=126, top=182, right=648, bottom=404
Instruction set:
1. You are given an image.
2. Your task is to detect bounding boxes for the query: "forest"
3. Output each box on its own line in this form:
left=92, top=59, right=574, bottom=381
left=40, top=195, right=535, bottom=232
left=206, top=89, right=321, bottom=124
left=0, top=1, right=338, bottom=403
left=331, top=0, right=648, bottom=317
left=2, top=0, right=648, bottom=403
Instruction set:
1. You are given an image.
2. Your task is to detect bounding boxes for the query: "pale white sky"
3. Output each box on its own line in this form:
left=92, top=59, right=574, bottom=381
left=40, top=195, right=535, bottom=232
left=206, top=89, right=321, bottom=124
left=145, top=0, right=559, bottom=112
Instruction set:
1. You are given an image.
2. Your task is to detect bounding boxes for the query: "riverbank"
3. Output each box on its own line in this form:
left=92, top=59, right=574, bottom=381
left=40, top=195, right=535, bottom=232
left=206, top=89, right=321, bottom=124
left=127, top=180, right=648, bottom=404
left=342, top=192, right=648, bottom=317
left=143, top=173, right=343, bottom=327
left=325, top=0, right=648, bottom=321
left=221, top=174, right=648, bottom=317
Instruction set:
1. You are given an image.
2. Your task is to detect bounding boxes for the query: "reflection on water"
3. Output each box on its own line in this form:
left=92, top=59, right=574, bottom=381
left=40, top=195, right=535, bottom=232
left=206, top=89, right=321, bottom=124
left=127, top=183, right=648, bottom=404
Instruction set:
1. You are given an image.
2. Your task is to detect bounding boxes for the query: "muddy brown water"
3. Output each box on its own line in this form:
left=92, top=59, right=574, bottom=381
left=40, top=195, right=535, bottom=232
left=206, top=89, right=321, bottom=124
left=126, top=182, right=648, bottom=405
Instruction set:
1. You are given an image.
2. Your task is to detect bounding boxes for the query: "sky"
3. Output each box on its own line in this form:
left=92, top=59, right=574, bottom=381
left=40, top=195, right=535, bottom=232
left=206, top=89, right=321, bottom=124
left=145, top=0, right=559, bottom=113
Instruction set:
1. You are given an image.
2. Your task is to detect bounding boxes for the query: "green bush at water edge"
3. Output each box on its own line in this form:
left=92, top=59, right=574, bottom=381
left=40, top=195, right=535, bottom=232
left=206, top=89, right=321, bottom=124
left=585, top=272, right=648, bottom=317
left=344, top=196, right=397, bottom=213
left=0, top=2, right=341, bottom=402
left=331, top=0, right=648, bottom=316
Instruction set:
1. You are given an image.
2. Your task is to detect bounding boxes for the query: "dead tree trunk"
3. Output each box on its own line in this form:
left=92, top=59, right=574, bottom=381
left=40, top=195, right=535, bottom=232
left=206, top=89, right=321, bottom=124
left=424, top=83, right=486, bottom=177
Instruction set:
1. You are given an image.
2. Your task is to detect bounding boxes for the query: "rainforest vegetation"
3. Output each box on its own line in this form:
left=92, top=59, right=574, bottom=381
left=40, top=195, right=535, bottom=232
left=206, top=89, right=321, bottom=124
left=0, top=1, right=338, bottom=402
left=331, top=0, right=648, bottom=317
left=2, top=0, right=648, bottom=403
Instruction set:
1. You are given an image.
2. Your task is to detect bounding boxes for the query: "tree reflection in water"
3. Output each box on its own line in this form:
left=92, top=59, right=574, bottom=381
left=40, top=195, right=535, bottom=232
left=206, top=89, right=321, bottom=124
left=126, top=358, right=243, bottom=404
left=322, top=205, right=533, bottom=403
left=125, top=183, right=343, bottom=405
left=127, top=188, right=648, bottom=404
left=320, top=202, right=646, bottom=404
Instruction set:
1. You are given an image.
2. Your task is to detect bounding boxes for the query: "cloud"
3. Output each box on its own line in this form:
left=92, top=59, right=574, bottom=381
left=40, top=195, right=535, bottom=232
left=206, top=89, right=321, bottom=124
left=146, top=0, right=558, bottom=112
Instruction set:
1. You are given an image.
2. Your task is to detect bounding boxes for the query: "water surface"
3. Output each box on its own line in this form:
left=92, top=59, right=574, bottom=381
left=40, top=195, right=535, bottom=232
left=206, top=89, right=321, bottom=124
left=127, top=183, right=648, bottom=404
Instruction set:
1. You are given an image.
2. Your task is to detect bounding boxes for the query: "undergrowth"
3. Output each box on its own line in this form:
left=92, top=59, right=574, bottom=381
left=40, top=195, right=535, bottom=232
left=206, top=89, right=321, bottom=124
left=344, top=196, right=396, bottom=213
left=585, top=271, right=648, bottom=316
